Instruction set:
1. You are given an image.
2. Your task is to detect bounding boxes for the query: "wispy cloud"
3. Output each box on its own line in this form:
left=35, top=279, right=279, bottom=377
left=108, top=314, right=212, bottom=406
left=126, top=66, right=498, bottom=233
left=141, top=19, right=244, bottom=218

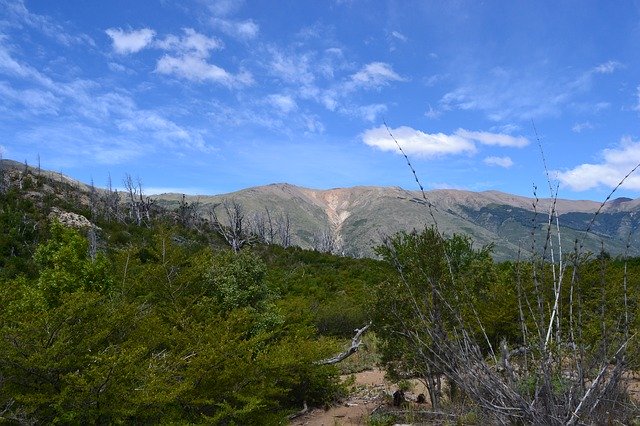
left=1, top=0, right=94, bottom=46
left=425, top=104, right=441, bottom=119
left=556, top=137, right=640, bottom=191
left=593, top=60, right=621, bottom=74
left=267, top=48, right=315, bottom=85
left=572, top=121, right=594, bottom=133
left=154, top=28, right=252, bottom=87
left=106, top=28, right=156, bottom=54
left=156, top=54, right=252, bottom=86
left=266, top=94, right=297, bottom=113
left=211, top=18, right=259, bottom=39
left=337, top=103, right=387, bottom=122
left=484, top=156, right=514, bottom=168
left=440, top=62, right=621, bottom=122
left=155, top=28, right=222, bottom=56
left=391, top=31, right=407, bottom=42
left=347, top=62, right=405, bottom=90
left=203, top=0, right=244, bottom=16
left=455, top=129, right=529, bottom=147
left=0, top=81, right=59, bottom=115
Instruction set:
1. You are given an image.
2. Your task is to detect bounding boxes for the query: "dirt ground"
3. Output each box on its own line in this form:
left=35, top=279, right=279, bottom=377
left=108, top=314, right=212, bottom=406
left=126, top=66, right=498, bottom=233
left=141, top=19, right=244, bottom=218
left=290, top=369, right=428, bottom=426
left=291, top=369, right=640, bottom=426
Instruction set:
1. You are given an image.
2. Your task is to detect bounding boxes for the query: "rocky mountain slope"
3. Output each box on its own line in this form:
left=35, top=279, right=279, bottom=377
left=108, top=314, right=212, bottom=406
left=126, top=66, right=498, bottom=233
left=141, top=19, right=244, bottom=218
left=154, top=183, right=640, bottom=260
left=2, top=158, right=636, bottom=260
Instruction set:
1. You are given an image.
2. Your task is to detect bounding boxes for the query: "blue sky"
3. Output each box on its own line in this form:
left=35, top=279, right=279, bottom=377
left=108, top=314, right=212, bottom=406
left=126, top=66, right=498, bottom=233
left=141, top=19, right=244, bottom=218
left=1, top=0, right=639, bottom=200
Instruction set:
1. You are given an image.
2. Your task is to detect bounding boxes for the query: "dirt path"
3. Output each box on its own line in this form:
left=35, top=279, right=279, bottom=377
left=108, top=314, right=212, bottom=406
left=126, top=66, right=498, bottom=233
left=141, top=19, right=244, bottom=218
left=290, top=369, right=428, bottom=426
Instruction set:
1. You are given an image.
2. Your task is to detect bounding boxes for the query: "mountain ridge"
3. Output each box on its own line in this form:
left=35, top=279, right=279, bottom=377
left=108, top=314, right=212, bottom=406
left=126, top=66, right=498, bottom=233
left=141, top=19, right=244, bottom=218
left=153, top=182, right=640, bottom=260
left=1, top=159, right=637, bottom=260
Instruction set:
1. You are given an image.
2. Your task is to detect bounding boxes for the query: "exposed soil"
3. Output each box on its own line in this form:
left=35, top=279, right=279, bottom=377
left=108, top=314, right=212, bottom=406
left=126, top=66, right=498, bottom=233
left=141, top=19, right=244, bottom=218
left=290, top=369, right=429, bottom=426
left=291, top=369, right=640, bottom=426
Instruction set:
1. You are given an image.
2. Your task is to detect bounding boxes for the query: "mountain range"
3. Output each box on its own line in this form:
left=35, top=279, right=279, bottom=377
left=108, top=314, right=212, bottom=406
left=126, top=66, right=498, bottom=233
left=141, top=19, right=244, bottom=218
left=2, top=158, right=637, bottom=260
left=154, top=183, right=640, bottom=261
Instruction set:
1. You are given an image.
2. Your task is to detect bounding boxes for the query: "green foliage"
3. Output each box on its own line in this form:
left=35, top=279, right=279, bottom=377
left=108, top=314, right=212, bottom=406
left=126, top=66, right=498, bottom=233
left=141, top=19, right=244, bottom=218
left=373, top=227, right=516, bottom=380
left=0, top=221, right=348, bottom=424
left=34, top=221, right=112, bottom=306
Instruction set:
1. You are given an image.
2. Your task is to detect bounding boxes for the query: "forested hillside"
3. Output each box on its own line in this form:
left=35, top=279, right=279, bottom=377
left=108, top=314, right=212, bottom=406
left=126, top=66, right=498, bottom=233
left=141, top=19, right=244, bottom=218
left=0, top=161, right=638, bottom=424
left=0, top=162, right=390, bottom=423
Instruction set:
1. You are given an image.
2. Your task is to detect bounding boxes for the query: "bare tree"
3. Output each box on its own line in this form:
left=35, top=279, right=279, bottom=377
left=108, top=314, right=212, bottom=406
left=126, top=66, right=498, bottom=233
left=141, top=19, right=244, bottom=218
left=0, top=151, right=5, bottom=194
left=177, top=194, right=201, bottom=228
left=123, top=174, right=154, bottom=226
left=209, top=199, right=249, bottom=253
left=276, top=211, right=291, bottom=248
left=100, top=173, right=121, bottom=223
left=88, top=178, right=98, bottom=260
left=250, top=210, right=268, bottom=243
left=313, top=228, right=337, bottom=253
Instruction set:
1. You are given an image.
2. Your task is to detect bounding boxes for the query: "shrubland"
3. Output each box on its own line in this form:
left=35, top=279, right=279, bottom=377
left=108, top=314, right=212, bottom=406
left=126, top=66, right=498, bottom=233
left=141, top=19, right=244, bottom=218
left=0, top=165, right=387, bottom=424
left=0, top=161, right=638, bottom=424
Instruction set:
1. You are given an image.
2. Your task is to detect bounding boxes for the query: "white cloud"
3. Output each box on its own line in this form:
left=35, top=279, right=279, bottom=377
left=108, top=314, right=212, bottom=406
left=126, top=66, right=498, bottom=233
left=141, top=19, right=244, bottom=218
left=362, top=125, right=476, bottom=157
left=425, top=104, right=441, bottom=119
left=354, top=104, right=387, bottom=122
left=212, top=18, right=259, bottom=39
left=0, top=144, right=6, bottom=156
left=266, top=94, right=297, bottom=113
left=556, top=137, right=640, bottom=191
left=156, top=28, right=222, bottom=57
left=391, top=31, right=407, bottom=42
left=268, top=49, right=315, bottom=85
left=347, top=62, right=405, bottom=90
left=341, top=104, right=387, bottom=122
left=439, top=63, right=617, bottom=122
left=593, top=60, right=621, bottom=74
left=156, top=54, right=253, bottom=86
left=1, top=0, right=94, bottom=46
left=204, top=0, right=244, bottom=16
left=0, top=81, right=59, bottom=114
left=106, top=28, right=155, bottom=54
left=154, top=28, right=251, bottom=87
left=363, top=126, right=529, bottom=158
left=484, top=156, right=514, bottom=168
left=492, top=123, right=521, bottom=134
left=0, top=45, right=55, bottom=87
left=572, top=121, right=594, bottom=133
left=455, top=129, right=529, bottom=147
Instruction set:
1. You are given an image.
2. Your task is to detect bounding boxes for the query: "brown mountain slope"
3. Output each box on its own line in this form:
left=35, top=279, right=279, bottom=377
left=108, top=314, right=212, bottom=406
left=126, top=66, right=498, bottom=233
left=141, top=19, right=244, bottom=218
left=155, top=184, right=640, bottom=260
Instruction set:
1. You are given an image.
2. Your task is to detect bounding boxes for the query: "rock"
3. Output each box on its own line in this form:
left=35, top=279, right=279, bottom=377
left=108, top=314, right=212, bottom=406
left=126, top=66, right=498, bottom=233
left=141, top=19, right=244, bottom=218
left=49, top=207, right=97, bottom=230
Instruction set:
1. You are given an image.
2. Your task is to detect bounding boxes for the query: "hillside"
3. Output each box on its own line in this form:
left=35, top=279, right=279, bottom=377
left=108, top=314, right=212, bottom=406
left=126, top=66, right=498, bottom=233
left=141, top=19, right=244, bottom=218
left=155, top=183, right=640, bottom=260
left=2, top=159, right=637, bottom=260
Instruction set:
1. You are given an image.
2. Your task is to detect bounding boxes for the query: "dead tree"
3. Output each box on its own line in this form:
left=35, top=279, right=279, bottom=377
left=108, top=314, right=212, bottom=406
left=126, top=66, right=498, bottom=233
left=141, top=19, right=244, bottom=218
left=316, top=322, right=371, bottom=365
left=177, top=194, right=200, bottom=228
left=250, top=210, right=268, bottom=243
left=0, top=152, right=5, bottom=194
left=123, top=174, right=154, bottom=226
left=313, top=228, right=337, bottom=253
left=209, top=199, right=248, bottom=253
left=88, top=178, right=98, bottom=260
left=276, top=211, right=291, bottom=248
left=101, top=174, right=121, bottom=223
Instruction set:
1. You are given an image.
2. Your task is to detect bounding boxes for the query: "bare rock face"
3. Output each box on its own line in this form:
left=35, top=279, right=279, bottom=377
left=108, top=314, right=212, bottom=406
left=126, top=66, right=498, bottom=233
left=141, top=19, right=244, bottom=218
left=49, top=207, right=95, bottom=230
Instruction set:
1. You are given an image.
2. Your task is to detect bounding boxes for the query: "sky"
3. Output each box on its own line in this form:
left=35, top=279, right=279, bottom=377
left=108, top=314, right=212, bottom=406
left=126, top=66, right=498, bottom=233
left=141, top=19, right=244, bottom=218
left=1, top=0, right=640, bottom=200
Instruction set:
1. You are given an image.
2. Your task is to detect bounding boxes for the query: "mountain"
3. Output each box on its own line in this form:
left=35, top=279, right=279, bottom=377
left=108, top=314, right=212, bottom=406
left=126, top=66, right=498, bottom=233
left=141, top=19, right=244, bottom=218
left=1, top=159, right=636, bottom=260
left=154, top=183, right=640, bottom=260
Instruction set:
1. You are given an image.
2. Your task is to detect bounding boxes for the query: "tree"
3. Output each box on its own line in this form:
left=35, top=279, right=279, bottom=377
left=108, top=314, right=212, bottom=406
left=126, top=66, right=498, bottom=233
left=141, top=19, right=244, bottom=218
left=209, top=199, right=249, bottom=253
